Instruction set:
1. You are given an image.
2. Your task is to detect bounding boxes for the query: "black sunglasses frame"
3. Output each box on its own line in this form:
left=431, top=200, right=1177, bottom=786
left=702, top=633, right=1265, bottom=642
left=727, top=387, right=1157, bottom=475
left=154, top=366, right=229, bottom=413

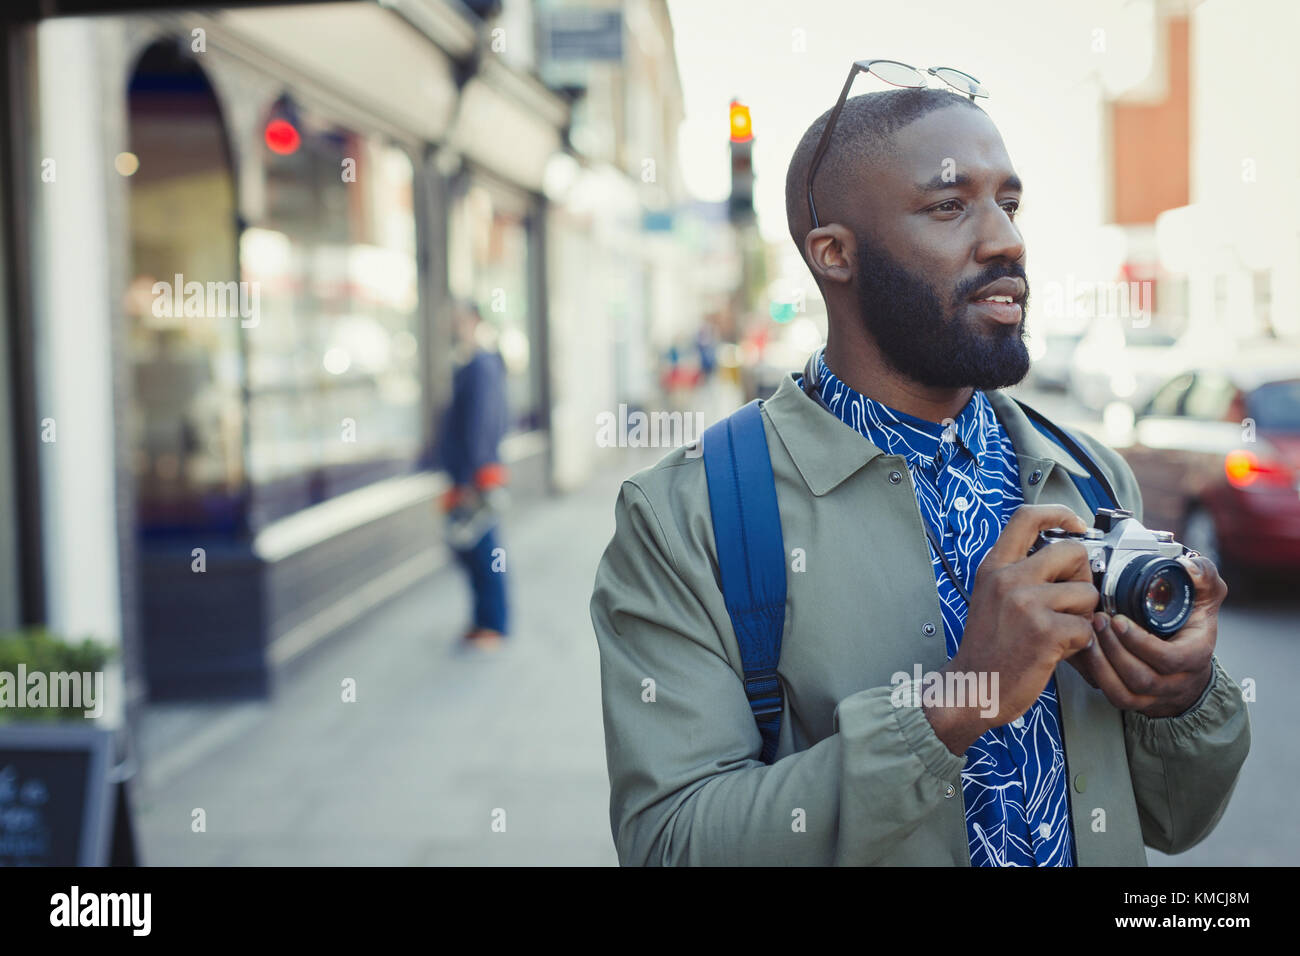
left=805, top=59, right=989, bottom=231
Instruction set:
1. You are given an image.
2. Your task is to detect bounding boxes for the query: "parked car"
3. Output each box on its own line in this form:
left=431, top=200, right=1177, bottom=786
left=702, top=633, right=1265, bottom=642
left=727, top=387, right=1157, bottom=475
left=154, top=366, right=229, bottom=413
left=1112, top=358, right=1300, bottom=585
left=1068, top=321, right=1208, bottom=412
left=1025, top=330, right=1084, bottom=392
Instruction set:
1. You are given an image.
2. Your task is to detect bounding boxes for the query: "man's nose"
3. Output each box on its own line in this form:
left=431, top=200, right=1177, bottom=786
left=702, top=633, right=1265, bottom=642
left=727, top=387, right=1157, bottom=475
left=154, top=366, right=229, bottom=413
left=974, top=203, right=1025, bottom=264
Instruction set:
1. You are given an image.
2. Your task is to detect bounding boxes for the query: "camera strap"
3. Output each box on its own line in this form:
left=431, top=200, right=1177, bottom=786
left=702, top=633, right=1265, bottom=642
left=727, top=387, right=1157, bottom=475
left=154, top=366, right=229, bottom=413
left=1013, top=399, right=1120, bottom=514
left=921, top=513, right=971, bottom=607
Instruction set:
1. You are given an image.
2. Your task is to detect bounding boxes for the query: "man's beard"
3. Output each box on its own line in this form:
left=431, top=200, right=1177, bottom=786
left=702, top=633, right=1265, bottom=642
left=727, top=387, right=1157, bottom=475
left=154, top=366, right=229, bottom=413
left=854, top=233, right=1031, bottom=390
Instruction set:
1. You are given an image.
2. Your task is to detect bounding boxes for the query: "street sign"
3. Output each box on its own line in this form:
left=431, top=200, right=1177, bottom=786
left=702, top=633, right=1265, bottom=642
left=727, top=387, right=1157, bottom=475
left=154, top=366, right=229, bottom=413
left=544, top=9, right=623, bottom=62
left=642, top=210, right=673, bottom=232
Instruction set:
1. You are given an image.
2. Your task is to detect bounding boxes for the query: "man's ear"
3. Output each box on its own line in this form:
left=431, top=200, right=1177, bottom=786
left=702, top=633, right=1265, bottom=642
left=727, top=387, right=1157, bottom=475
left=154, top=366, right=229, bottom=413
left=804, top=224, right=856, bottom=287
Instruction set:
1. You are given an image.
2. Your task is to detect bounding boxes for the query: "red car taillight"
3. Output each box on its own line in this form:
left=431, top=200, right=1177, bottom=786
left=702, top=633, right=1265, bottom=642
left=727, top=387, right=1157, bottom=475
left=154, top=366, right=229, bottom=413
left=1225, top=449, right=1296, bottom=489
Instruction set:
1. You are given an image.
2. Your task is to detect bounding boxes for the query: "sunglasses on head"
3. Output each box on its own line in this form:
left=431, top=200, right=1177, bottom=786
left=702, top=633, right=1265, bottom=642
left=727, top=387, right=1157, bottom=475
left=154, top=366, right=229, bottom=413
left=806, top=59, right=990, bottom=230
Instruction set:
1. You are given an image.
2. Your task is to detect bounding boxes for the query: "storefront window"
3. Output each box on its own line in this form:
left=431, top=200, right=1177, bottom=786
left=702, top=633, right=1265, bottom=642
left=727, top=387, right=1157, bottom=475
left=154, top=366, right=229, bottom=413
left=241, top=101, right=421, bottom=527
left=448, top=181, right=539, bottom=432
left=126, top=42, right=245, bottom=534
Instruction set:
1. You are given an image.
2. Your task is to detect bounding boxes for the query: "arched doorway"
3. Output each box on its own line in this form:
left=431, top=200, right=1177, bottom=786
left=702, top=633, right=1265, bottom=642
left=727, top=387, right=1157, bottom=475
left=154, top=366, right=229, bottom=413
left=124, top=40, right=257, bottom=699
left=125, top=39, right=244, bottom=537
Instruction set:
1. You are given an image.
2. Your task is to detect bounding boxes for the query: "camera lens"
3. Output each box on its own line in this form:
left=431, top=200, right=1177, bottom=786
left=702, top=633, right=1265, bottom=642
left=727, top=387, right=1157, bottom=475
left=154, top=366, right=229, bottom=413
left=1146, top=576, right=1173, bottom=612
left=1112, top=555, right=1194, bottom=638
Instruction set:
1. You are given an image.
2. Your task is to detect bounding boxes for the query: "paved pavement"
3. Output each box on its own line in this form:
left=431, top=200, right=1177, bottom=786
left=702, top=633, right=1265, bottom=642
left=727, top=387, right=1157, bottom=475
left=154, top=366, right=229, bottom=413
left=133, top=443, right=666, bottom=866
left=1146, top=590, right=1297, bottom=866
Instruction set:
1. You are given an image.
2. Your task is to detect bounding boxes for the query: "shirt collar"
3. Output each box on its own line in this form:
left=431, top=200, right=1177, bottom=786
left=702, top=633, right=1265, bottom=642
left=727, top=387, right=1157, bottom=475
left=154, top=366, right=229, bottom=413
left=764, top=357, right=1092, bottom=500
left=814, top=350, right=992, bottom=471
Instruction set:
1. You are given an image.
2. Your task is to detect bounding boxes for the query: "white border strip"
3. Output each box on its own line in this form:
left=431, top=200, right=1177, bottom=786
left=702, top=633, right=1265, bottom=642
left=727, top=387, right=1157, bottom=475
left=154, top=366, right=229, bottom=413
left=268, top=547, right=446, bottom=667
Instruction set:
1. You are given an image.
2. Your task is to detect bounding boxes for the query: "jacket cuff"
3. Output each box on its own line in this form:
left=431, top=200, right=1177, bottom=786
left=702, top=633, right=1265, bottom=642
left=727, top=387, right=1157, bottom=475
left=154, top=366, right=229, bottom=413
left=1124, top=656, right=1236, bottom=742
left=851, top=680, right=967, bottom=782
left=1178, top=658, right=1221, bottom=716
left=894, top=691, right=969, bottom=782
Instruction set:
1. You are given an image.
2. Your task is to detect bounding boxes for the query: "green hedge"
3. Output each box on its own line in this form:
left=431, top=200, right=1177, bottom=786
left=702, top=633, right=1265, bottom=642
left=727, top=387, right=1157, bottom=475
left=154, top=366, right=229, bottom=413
left=0, top=629, right=113, bottom=723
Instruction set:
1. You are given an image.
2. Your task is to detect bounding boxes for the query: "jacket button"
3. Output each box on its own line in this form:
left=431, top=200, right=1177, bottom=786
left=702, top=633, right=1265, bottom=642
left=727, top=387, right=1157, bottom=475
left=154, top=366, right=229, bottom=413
left=922, top=622, right=936, bottom=636
left=1073, top=773, right=1087, bottom=793
left=888, top=470, right=903, bottom=484
left=943, top=784, right=956, bottom=799
left=1029, top=469, right=1043, bottom=485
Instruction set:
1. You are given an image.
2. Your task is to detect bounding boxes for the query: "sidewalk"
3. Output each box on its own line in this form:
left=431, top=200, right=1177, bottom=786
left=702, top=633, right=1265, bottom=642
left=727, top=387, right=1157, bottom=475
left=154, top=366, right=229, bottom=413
left=132, top=442, right=668, bottom=866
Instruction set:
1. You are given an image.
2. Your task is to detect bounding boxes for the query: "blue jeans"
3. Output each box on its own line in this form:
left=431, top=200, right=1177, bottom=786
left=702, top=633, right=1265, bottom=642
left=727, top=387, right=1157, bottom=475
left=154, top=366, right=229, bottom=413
left=452, top=524, right=508, bottom=634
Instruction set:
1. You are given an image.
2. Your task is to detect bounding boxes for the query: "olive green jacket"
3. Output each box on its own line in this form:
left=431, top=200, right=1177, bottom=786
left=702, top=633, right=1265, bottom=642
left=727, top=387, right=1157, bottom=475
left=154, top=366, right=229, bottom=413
left=589, top=366, right=1251, bottom=865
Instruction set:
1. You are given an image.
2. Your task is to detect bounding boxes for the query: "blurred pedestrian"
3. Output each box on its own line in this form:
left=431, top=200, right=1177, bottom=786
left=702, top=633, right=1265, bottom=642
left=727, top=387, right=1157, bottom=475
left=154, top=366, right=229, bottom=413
left=695, top=324, right=718, bottom=383
left=434, top=299, right=510, bottom=650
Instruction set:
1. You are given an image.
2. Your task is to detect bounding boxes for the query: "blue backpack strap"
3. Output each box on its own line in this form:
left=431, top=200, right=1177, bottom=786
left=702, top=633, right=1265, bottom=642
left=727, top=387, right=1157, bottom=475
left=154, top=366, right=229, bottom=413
left=1014, top=399, right=1119, bottom=512
left=701, top=400, right=787, bottom=765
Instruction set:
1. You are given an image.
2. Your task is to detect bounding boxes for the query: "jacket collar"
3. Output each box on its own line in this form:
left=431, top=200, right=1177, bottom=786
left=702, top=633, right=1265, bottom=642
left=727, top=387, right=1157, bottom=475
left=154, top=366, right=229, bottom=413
left=812, top=349, right=995, bottom=472
left=763, top=351, right=1091, bottom=498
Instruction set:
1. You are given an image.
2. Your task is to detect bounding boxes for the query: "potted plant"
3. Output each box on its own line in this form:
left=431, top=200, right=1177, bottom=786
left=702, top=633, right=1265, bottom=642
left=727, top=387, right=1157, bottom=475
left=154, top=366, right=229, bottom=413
left=0, top=628, right=114, bottom=724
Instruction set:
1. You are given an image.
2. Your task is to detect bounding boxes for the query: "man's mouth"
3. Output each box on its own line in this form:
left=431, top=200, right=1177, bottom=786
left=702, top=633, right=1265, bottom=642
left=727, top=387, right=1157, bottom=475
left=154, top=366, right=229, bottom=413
left=968, top=277, right=1026, bottom=325
left=969, top=276, right=1026, bottom=303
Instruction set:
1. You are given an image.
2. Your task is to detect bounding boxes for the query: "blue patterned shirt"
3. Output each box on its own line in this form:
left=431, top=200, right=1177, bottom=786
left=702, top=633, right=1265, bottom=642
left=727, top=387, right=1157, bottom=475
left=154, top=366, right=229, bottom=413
left=813, top=350, right=1076, bottom=867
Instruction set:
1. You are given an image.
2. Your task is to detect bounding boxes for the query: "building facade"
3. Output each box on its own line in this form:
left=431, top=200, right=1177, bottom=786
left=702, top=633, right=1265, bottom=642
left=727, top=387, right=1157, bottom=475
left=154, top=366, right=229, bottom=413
left=0, top=0, right=692, bottom=723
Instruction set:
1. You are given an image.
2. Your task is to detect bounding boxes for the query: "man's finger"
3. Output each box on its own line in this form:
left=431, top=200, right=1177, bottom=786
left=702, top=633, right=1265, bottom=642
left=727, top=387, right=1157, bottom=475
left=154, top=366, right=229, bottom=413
left=1110, top=612, right=1209, bottom=676
left=1021, top=537, right=1094, bottom=586
left=1094, top=613, right=1165, bottom=696
left=1049, top=610, right=1097, bottom=655
left=1074, top=621, right=1157, bottom=711
left=1179, top=554, right=1229, bottom=607
left=983, top=504, right=1089, bottom=574
left=1038, top=580, right=1100, bottom=617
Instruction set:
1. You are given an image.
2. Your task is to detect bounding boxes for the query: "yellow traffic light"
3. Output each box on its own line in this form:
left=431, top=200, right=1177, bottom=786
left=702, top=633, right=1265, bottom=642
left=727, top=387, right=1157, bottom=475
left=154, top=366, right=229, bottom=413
left=729, top=100, right=753, bottom=143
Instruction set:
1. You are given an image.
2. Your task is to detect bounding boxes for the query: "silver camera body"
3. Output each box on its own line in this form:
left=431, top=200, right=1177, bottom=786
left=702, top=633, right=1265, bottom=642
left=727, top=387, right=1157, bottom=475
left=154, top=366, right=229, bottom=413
left=1028, top=507, right=1195, bottom=638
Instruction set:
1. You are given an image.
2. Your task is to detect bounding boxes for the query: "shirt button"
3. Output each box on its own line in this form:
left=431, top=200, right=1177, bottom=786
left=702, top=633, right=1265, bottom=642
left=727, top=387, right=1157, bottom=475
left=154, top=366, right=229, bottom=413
left=922, top=622, right=936, bottom=636
left=1011, top=716, right=1025, bottom=729
left=1074, top=773, right=1087, bottom=793
left=943, top=784, right=956, bottom=799
left=888, top=470, right=902, bottom=484
left=1029, top=469, right=1043, bottom=485
left=953, top=496, right=969, bottom=512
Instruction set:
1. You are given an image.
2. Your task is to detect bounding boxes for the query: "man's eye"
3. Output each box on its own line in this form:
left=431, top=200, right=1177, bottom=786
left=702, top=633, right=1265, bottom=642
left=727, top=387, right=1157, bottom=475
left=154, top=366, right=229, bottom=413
left=931, top=199, right=962, bottom=214
left=1001, top=200, right=1021, bottom=218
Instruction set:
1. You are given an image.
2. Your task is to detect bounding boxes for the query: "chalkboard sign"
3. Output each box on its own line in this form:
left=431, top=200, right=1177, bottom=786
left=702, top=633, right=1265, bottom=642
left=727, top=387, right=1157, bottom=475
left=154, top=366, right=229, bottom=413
left=0, top=726, right=115, bottom=866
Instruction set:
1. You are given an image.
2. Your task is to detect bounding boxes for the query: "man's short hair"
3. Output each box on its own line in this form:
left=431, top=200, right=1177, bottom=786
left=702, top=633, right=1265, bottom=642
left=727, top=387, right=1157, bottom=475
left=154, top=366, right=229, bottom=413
left=784, top=87, right=986, bottom=268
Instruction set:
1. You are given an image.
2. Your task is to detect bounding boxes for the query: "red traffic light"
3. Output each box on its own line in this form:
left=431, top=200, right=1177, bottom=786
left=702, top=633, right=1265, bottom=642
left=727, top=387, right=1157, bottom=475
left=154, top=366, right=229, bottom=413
left=729, top=100, right=753, bottom=143
left=264, top=118, right=301, bottom=155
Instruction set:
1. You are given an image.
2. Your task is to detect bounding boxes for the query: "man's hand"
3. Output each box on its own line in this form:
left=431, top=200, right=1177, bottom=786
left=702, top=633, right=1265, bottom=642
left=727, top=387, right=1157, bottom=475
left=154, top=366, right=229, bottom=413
left=924, top=504, right=1099, bottom=755
left=1067, top=554, right=1226, bottom=718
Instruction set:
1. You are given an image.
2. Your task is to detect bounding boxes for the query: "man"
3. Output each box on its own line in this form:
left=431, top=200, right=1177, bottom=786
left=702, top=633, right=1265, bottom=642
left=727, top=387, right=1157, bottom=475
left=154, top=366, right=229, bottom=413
left=589, top=82, right=1250, bottom=865
left=435, top=299, right=510, bottom=649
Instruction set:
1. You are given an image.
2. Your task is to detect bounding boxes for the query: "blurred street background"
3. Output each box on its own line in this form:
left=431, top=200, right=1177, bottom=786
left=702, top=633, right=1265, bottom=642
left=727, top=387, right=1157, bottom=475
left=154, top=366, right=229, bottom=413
left=0, top=0, right=1296, bottom=866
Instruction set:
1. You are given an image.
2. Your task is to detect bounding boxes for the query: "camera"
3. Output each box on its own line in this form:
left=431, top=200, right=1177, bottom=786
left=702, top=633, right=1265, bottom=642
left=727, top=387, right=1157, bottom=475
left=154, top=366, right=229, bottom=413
left=1027, top=507, right=1196, bottom=638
